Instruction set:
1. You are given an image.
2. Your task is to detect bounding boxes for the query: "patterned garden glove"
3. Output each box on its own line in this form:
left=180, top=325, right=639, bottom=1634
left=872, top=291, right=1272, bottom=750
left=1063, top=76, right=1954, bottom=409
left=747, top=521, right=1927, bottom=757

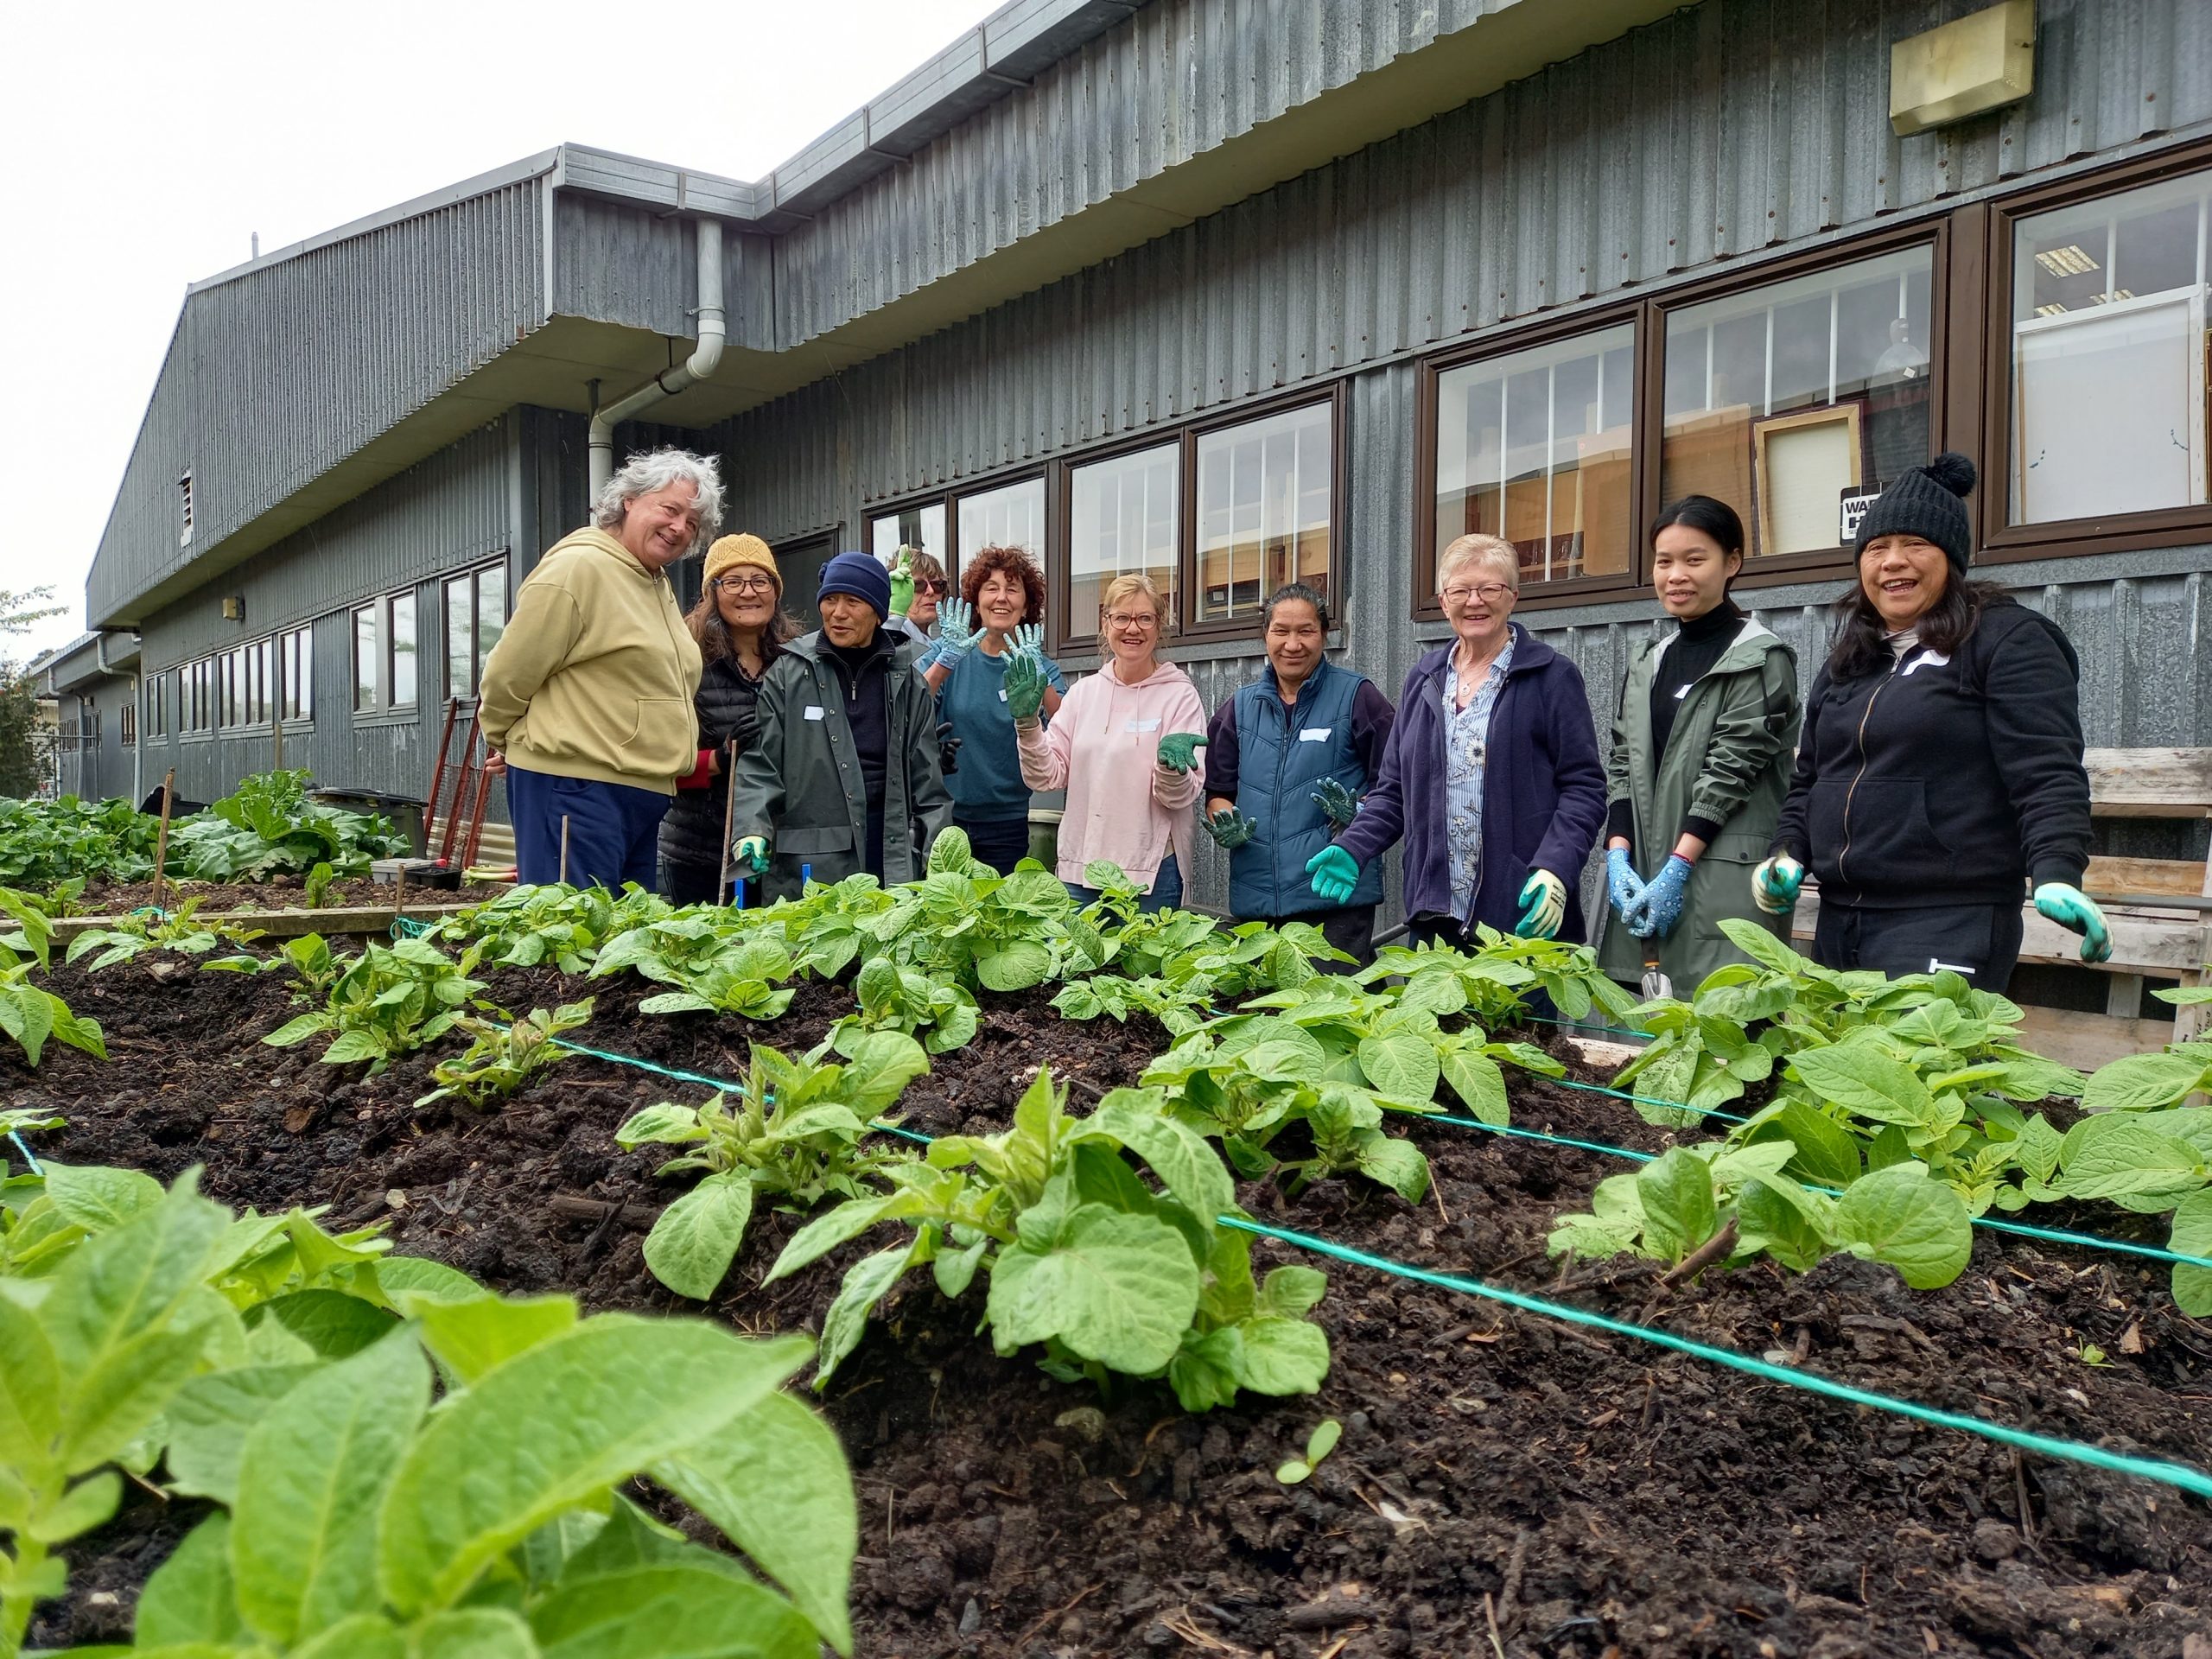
left=1156, top=733, right=1206, bottom=773
left=1003, top=651, right=1047, bottom=721
left=935, top=721, right=962, bottom=778
left=1751, top=854, right=1804, bottom=916
left=1310, top=779, right=1359, bottom=831
left=2033, top=882, right=2113, bottom=963
left=1605, top=847, right=1646, bottom=921
left=1628, top=855, right=1694, bottom=939
left=733, top=836, right=770, bottom=875
left=1514, top=869, right=1567, bottom=940
left=934, top=597, right=979, bottom=664
left=1204, top=808, right=1257, bottom=849
left=888, top=549, right=916, bottom=618
left=1306, top=845, right=1361, bottom=905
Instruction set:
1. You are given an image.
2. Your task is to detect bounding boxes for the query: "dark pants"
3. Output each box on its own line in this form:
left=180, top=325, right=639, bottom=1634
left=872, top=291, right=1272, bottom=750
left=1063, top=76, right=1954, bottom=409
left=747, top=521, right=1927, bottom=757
left=956, top=811, right=1032, bottom=874
left=507, top=765, right=669, bottom=890
left=1234, top=905, right=1377, bottom=970
left=1813, top=899, right=2025, bottom=992
left=658, top=854, right=728, bottom=908
left=1066, top=854, right=1182, bottom=914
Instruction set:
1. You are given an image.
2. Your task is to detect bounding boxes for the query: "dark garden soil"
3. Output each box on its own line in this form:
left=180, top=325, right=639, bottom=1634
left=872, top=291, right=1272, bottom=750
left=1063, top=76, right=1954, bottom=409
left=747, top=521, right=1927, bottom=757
left=66, top=875, right=499, bottom=916
left=16, top=956, right=2212, bottom=1659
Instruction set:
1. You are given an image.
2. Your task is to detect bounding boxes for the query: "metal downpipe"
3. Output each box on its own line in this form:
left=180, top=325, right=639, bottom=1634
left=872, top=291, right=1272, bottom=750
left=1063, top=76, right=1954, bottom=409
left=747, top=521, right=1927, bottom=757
left=588, top=219, right=726, bottom=498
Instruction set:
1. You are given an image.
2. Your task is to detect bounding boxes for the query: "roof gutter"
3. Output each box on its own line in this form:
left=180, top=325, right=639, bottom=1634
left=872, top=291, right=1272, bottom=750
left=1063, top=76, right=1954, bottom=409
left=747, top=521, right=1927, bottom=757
left=588, top=219, right=726, bottom=497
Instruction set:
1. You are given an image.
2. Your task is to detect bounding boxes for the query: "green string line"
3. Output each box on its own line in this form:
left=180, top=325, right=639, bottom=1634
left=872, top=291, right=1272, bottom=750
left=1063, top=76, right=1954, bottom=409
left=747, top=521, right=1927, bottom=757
left=546, top=1034, right=935, bottom=1146
left=1218, top=1214, right=2212, bottom=1502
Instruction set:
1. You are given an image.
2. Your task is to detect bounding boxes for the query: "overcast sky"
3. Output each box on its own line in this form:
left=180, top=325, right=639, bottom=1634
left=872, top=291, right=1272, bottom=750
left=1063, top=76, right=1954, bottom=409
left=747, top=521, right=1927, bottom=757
left=0, top=0, right=1002, bottom=660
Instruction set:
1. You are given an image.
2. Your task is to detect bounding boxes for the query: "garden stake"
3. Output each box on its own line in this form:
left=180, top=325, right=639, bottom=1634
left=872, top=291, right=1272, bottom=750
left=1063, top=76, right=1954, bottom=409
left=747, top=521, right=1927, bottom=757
left=717, top=735, right=739, bottom=902
left=149, top=767, right=177, bottom=913
left=559, top=814, right=571, bottom=886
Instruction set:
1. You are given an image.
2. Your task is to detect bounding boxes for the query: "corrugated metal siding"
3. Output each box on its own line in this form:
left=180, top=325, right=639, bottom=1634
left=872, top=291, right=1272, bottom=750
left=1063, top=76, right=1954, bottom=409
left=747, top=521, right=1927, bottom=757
left=552, top=195, right=695, bottom=340
left=90, top=180, right=544, bottom=622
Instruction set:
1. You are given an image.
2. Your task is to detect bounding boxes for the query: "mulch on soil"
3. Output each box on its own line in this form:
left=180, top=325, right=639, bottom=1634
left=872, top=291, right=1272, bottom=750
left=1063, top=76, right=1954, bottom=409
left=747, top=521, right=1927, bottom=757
left=17, top=953, right=2212, bottom=1659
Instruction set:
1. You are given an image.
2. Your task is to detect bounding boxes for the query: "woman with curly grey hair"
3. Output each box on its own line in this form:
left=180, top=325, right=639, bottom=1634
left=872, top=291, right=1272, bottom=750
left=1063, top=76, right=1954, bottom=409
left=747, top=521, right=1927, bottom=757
left=480, top=448, right=721, bottom=887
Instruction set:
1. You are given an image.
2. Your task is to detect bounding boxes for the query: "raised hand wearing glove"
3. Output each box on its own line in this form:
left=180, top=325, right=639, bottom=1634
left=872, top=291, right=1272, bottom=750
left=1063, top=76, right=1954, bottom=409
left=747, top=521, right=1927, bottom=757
left=1204, top=807, right=1257, bottom=849
left=732, top=836, right=770, bottom=875
left=1003, top=650, right=1048, bottom=722
left=888, top=549, right=916, bottom=619
left=935, top=721, right=962, bottom=778
left=1605, top=847, right=1647, bottom=920
left=1628, top=855, right=1693, bottom=938
left=1306, top=844, right=1361, bottom=906
left=1310, top=779, right=1359, bottom=831
left=2033, top=882, right=2113, bottom=963
left=1514, top=869, right=1567, bottom=940
left=1156, top=733, right=1206, bottom=773
left=933, top=596, right=980, bottom=664
left=1751, top=854, right=1803, bottom=916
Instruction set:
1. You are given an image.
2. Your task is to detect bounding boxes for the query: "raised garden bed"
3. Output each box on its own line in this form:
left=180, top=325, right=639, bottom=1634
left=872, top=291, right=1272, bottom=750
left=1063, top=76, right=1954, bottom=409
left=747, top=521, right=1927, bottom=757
left=17, top=948, right=2211, bottom=1659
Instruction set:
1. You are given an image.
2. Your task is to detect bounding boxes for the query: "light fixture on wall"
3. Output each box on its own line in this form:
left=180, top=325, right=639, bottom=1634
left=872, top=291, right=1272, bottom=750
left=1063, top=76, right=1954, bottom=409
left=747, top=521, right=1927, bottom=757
left=221, top=596, right=245, bottom=622
left=1891, top=1, right=2036, bottom=137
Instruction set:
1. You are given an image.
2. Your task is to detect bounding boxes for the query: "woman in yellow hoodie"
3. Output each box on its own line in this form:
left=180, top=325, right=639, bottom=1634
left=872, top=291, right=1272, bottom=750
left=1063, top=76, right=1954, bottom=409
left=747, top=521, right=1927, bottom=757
left=479, top=449, right=718, bottom=887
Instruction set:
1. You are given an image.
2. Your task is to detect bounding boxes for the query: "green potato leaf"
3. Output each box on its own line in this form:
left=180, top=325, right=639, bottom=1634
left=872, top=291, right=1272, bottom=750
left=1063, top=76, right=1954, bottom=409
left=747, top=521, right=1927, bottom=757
left=1828, top=1164, right=1973, bottom=1289
left=987, top=1206, right=1200, bottom=1375
left=644, top=1173, right=756, bottom=1301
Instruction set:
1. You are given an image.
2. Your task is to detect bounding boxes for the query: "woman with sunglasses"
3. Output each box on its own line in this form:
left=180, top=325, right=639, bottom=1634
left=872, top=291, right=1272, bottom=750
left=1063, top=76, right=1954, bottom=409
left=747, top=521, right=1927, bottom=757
left=885, top=545, right=949, bottom=645
left=656, top=534, right=798, bottom=904
left=921, top=545, right=1066, bottom=873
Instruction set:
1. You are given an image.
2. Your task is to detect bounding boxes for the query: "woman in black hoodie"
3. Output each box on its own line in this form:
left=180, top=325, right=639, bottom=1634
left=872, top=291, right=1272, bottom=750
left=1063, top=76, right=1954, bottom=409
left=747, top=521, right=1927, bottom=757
left=1752, top=454, right=2110, bottom=991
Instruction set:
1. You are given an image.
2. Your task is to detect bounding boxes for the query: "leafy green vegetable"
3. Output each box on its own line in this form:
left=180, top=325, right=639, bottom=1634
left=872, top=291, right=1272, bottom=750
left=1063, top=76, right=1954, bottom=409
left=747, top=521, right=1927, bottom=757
left=166, top=771, right=410, bottom=883
left=63, top=896, right=266, bottom=972
left=415, top=1001, right=594, bottom=1110
left=0, top=795, right=160, bottom=887
left=844, top=956, right=979, bottom=1053
left=0, top=887, right=105, bottom=1067
left=435, top=882, right=672, bottom=976
left=262, top=938, right=482, bottom=1074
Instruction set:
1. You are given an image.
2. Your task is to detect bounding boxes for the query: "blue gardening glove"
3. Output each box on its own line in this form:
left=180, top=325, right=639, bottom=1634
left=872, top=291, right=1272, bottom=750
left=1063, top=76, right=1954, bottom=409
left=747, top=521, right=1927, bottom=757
left=934, top=597, right=979, bottom=664
left=1156, top=733, right=1206, bottom=773
left=1751, top=854, right=1803, bottom=916
left=1514, top=869, right=1567, bottom=940
left=1204, top=807, right=1256, bottom=849
left=1003, top=651, right=1047, bottom=721
left=1628, top=855, right=1693, bottom=939
left=888, top=549, right=916, bottom=619
left=1307, top=844, right=1361, bottom=905
left=2034, top=882, right=2113, bottom=963
left=1605, top=847, right=1646, bottom=920
left=1311, top=779, right=1359, bottom=831
left=733, top=836, right=770, bottom=875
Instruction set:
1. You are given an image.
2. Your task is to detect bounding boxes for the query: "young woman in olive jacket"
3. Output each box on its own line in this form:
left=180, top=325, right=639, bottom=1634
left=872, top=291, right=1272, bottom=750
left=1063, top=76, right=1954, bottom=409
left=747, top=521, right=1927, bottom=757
left=1599, top=497, right=1801, bottom=992
left=1751, top=454, right=2111, bottom=991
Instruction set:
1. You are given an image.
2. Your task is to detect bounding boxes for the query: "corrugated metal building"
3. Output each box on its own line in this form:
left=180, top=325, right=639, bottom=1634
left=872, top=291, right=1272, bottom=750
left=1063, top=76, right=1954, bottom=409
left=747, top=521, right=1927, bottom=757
left=78, top=0, right=2212, bottom=979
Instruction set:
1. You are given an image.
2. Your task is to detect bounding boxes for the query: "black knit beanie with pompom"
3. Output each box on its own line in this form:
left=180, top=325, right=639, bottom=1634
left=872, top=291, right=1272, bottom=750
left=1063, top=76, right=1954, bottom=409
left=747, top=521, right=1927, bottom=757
left=1853, top=451, right=1977, bottom=575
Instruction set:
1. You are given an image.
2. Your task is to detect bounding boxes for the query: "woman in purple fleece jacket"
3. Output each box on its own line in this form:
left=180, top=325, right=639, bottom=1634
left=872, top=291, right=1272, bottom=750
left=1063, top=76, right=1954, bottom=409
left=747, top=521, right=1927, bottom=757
left=1308, top=533, right=1607, bottom=945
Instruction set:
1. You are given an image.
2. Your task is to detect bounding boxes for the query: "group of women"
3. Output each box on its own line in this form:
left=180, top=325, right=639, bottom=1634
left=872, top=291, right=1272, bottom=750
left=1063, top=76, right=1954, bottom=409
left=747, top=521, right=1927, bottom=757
left=644, top=449, right=2114, bottom=994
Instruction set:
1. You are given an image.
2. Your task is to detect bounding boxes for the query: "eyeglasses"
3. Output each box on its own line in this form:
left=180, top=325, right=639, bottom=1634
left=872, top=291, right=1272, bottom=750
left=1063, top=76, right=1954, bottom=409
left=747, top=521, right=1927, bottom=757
left=1441, top=582, right=1514, bottom=607
left=1103, top=612, right=1160, bottom=631
left=712, top=575, right=776, bottom=595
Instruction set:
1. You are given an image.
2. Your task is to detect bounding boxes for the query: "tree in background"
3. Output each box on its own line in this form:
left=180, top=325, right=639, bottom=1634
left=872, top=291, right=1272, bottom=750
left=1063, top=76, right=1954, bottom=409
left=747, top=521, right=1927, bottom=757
left=0, top=588, right=67, bottom=798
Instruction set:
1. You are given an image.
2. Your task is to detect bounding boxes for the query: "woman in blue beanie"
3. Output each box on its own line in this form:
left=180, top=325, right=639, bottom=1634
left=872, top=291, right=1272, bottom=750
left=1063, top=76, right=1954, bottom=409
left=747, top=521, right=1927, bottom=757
left=1752, top=453, right=2110, bottom=989
left=727, top=551, right=953, bottom=902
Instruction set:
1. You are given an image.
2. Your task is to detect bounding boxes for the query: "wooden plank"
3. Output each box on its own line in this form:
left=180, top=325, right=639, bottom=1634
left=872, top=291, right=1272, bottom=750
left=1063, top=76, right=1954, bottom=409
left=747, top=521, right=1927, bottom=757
left=2013, top=1006, right=2177, bottom=1074
left=2083, top=855, right=2211, bottom=899
left=2083, top=747, right=2212, bottom=816
left=50, top=903, right=475, bottom=944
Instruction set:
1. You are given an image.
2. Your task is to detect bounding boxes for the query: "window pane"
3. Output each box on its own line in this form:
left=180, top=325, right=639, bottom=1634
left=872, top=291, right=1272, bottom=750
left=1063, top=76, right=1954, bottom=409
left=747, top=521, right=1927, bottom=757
left=1662, top=245, right=1932, bottom=558
left=2010, top=168, right=2211, bottom=524
left=869, top=503, right=947, bottom=569
left=1436, top=326, right=1634, bottom=587
left=1069, top=443, right=1179, bottom=636
left=354, top=607, right=378, bottom=711
left=390, top=593, right=416, bottom=709
left=475, top=564, right=505, bottom=688
left=445, top=575, right=473, bottom=699
left=957, top=479, right=1044, bottom=567
left=1193, top=403, right=1335, bottom=624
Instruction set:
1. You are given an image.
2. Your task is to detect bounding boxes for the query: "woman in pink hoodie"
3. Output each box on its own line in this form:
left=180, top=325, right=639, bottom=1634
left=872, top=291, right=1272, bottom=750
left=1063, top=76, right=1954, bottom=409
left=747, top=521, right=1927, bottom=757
left=1009, top=574, right=1205, bottom=911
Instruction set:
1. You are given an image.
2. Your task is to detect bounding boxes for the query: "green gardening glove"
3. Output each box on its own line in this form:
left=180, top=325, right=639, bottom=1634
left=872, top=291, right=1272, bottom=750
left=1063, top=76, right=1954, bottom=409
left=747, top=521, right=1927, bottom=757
left=2033, top=882, right=2113, bottom=963
left=1157, top=733, right=1206, bottom=773
left=733, top=836, right=770, bottom=875
left=1514, top=869, right=1567, bottom=939
left=1004, top=650, right=1047, bottom=721
left=1204, top=808, right=1256, bottom=849
left=1306, top=844, right=1360, bottom=905
left=1751, top=854, right=1804, bottom=916
left=1310, top=778, right=1359, bottom=830
left=888, top=548, right=916, bottom=618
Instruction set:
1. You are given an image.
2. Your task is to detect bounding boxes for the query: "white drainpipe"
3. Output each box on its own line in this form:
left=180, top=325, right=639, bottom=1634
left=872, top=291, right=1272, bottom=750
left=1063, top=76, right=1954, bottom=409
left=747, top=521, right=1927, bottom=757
left=93, top=632, right=142, bottom=804
left=588, top=219, right=726, bottom=498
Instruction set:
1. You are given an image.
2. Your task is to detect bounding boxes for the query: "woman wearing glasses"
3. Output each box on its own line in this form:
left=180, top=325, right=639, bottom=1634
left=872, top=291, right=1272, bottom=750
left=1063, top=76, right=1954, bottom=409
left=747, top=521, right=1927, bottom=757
left=656, top=534, right=799, bottom=904
left=1596, top=497, right=1802, bottom=991
left=885, top=545, right=949, bottom=645
left=1012, top=573, right=1205, bottom=912
left=921, top=545, right=1067, bottom=873
left=1309, top=533, right=1606, bottom=945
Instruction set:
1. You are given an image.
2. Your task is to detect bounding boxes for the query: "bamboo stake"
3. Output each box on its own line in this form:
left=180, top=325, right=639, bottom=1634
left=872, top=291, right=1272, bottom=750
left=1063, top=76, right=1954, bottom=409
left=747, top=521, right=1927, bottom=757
left=559, top=815, right=571, bottom=887
left=149, top=768, right=177, bottom=913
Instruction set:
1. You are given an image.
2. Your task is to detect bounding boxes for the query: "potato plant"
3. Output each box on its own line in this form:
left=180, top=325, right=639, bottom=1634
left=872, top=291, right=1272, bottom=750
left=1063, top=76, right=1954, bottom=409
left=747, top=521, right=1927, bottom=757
left=415, top=1000, right=594, bottom=1110
left=842, top=955, right=979, bottom=1052
left=0, top=889, right=105, bottom=1068
left=261, top=937, right=482, bottom=1073
left=62, top=896, right=266, bottom=972
left=436, top=880, right=671, bottom=975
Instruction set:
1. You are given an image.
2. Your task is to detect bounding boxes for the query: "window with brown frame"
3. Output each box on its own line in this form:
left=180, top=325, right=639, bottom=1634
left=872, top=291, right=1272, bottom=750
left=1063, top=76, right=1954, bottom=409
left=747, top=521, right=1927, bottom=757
left=868, top=501, right=947, bottom=571
left=1068, top=442, right=1179, bottom=630
left=1193, top=401, right=1334, bottom=626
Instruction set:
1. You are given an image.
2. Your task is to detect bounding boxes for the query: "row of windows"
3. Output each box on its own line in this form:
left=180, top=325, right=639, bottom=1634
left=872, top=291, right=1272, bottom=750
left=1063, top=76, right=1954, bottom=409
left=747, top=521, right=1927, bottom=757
left=862, top=146, right=2212, bottom=645
left=170, top=626, right=313, bottom=735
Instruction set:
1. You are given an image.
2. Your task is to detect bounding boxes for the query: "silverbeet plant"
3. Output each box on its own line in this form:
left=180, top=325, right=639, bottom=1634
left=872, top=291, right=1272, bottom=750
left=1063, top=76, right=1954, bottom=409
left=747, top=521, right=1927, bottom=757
left=766, top=1069, right=1332, bottom=1412
left=615, top=1032, right=931, bottom=1301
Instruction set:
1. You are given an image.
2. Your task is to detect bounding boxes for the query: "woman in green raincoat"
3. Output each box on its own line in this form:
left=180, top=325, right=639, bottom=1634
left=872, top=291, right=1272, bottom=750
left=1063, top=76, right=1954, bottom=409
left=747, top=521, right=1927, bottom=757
left=1599, top=497, right=1802, bottom=993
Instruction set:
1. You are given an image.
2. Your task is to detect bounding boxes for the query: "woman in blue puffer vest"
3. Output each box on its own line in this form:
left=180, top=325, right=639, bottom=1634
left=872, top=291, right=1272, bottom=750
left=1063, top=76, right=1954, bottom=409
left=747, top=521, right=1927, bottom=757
left=1199, top=583, right=1395, bottom=965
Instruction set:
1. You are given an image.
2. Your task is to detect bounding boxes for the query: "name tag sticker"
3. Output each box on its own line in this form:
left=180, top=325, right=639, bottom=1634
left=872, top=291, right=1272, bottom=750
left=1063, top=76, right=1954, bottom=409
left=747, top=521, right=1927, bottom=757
left=1299, top=726, right=1332, bottom=742
left=998, top=689, right=1008, bottom=702
left=803, top=705, right=826, bottom=721
left=1125, top=717, right=1163, bottom=733
left=1674, top=684, right=1692, bottom=700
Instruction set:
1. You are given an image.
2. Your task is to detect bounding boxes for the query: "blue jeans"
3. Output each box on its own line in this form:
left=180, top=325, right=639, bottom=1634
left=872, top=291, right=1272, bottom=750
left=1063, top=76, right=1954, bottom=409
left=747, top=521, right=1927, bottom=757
left=507, top=765, right=670, bottom=890
left=1065, top=854, right=1181, bottom=914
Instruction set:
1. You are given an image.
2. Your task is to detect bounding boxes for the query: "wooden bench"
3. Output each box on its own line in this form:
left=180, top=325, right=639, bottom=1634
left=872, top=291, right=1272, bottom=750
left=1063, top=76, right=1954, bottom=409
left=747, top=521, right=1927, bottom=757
left=1793, top=747, right=2212, bottom=1067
